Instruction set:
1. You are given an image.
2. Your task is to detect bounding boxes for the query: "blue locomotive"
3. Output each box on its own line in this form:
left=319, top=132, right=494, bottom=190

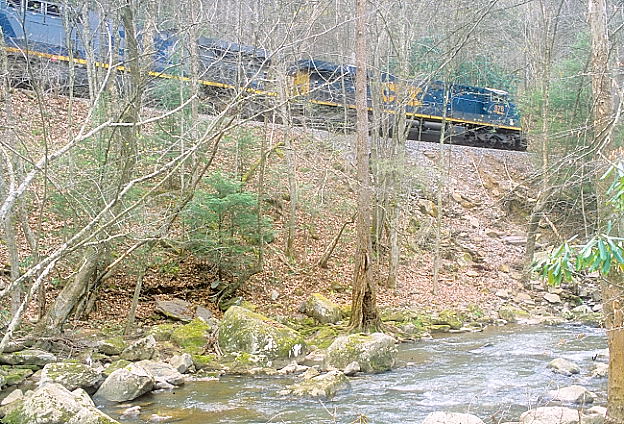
left=0, top=0, right=526, bottom=151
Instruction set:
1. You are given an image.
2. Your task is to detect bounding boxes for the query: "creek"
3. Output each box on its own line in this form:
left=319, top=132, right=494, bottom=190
left=101, top=324, right=607, bottom=424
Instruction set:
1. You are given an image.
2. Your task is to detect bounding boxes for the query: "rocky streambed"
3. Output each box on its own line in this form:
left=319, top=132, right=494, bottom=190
left=0, top=292, right=610, bottom=424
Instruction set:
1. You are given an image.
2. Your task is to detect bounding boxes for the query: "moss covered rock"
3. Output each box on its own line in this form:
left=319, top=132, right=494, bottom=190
left=2, top=383, right=119, bottom=424
left=191, top=353, right=224, bottom=371
left=149, top=323, right=179, bottom=342
left=498, top=306, right=530, bottom=323
left=171, top=319, right=213, bottom=355
left=218, top=306, right=306, bottom=367
left=40, top=362, right=102, bottom=392
left=0, top=366, right=33, bottom=386
left=98, top=337, right=126, bottom=356
left=308, top=327, right=340, bottom=349
left=103, top=360, right=131, bottom=377
left=0, top=349, right=57, bottom=367
left=120, top=336, right=156, bottom=361
left=325, top=333, right=397, bottom=373
left=302, top=294, right=343, bottom=324
left=434, top=310, right=464, bottom=330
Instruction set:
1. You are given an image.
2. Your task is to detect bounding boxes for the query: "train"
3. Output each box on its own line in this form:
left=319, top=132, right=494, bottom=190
left=0, top=0, right=527, bottom=151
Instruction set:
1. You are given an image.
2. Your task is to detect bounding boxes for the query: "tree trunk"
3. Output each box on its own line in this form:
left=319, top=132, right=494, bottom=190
left=588, top=0, right=623, bottom=421
left=349, top=0, right=380, bottom=332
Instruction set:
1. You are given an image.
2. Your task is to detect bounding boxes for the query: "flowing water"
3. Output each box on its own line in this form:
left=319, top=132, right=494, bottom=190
left=100, top=324, right=607, bottom=424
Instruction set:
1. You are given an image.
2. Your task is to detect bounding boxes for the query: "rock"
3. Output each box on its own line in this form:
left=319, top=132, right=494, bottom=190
left=148, top=323, right=177, bottom=342
left=515, top=293, right=534, bottom=304
left=218, top=306, right=306, bottom=366
left=170, top=318, right=213, bottom=355
left=519, top=407, right=580, bottom=424
left=303, top=350, right=326, bottom=368
left=548, top=358, right=581, bottom=376
left=194, top=306, right=213, bottom=322
left=502, top=235, right=527, bottom=246
left=135, top=360, right=185, bottom=386
left=583, top=406, right=607, bottom=424
left=289, top=370, right=350, bottom=399
left=98, top=337, right=126, bottom=356
left=435, top=310, right=464, bottom=330
left=422, top=412, right=485, bottom=424
left=0, top=349, right=57, bottom=367
left=1, top=383, right=119, bottom=424
left=325, top=333, right=397, bottom=373
left=40, top=362, right=102, bottom=392
left=120, top=335, right=156, bottom=361
left=169, top=353, right=194, bottom=374
left=418, top=199, right=438, bottom=217
left=270, top=290, right=280, bottom=301
left=302, top=293, right=343, bottom=324
left=547, top=385, right=595, bottom=404
left=498, top=306, right=530, bottom=323
left=343, top=361, right=360, bottom=376
left=591, top=363, right=608, bottom=378
left=1, top=389, right=23, bottom=406
left=302, top=367, right=320, bottom=380
left=496, top=289, right=510, bottom=298
left=544, top=293, right=562, bottom=304
left=120, top=406, right=141, bottom=420
left=155, top=298, right=195, bottom=322
left=103, top=360, right=131, bottom=377
left=150, top=414, right=173, bottom=423
left=94, top=363, right=155, bottom=403
left=0, top=366, right=33, bottom=386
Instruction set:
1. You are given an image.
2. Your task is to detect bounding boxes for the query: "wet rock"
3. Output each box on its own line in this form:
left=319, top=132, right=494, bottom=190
left=155, top=298, right=195, bottom=322
left=120, top=406, right=141, bottom=420
left=169, top=353, right=194, bottom=374
left=40, top=362, right=102, bottom=392
left=498, top=306, right=530, bottom=324
left=94, top=363, right=155, bottom=403
left=1, top=383, right=119, bottom=424
left=544, top=293, right=562, bottom=304
left=548, top=358, right=581, bottom=376
left=98, top=337, right=126, bottom=356
left=218, top=306, right=306, bottom=367
left=289, top=370, right=350, bottom=399
left=519, top=407, right=580, bottom=424
left=591, top=363, right=608, bottom=378
left=325, top=333, right=397, bottom=373
left=422, top=412, right=485, bottom=424
left=302, top=367, right=320, bottom=380
left=136, top=360, right=185, bottom=386
left=302, top=293, right=343, bottom=324
left=547, top=385, right=595, bottom=404
left=170, top=318, right=213, bottom=355
left=0, top=349, right=57, bottom=367
left=434, top=310, right=464, bottom=330
left=343, top=361, right=360, bottom=376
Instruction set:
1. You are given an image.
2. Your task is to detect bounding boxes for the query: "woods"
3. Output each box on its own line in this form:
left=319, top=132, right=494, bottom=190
left=0, top=0, right=623, bottom=422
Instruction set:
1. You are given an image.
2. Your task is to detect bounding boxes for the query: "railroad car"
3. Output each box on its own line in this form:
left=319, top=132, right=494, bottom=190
left=0, top=0, right=526, bottom=151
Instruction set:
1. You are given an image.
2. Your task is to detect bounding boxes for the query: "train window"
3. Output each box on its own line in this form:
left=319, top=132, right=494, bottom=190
left=45, top=3, right=60, bottom=16
left=26, top=0, right=42, bottom=13
left=8, top=0, right=22, bottom=8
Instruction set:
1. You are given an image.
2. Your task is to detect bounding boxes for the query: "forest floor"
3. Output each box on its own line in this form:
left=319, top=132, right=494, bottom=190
left=0, top=89, right=540, bottom=329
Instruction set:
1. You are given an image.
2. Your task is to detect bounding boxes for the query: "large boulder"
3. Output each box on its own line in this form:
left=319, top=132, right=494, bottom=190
left=98, top=337, right=126, bottom=356
left=288, top=370, right=350, bottom=399
left=40, top=362, right=102, bottom=392
left=325, top=333, right=397, bottom=373
left=547, top=385, right=595, bottom=404
left=422, top=412, right=485, bottom=424
left=548, top=358, right=581, bottom=376
left=1, top=383, right=119, bottom=424
left=218, top=306, right=306, bottom=366
left=169, top=353, right=194, bottom=374
left=94, top=363, right=154, bottom=403
left=520, top=407, right=580, bottom=424
left=302, top=294, right=343, bottom=324
left=120, top=336, right=156, bottom=361
left=0, top=349, right=57, bottom=367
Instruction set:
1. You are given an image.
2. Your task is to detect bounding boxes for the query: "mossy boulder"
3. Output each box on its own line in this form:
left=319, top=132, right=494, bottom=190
left=120, top=336, right=156, bottom=361
left=98, top=337, right=126, bottom=356
left=308, top=326, right=340, bottom=349
left=288, top=370, right=350, bottom=399
left=94, top=363, right=154, bottom=403
left=302, top=294, right=343, bottom=324
left=191, top=353, right=224, bottom=371
left=171, top=318, right=213, bottom=355
left=0, top=349, right=57, bottom=367
left=218, top=306, right=306, bottom=367
left=0, top=366, right=33, bottom=386
left=325, top=333, right=397, bottom=373
left=40, top=362, right=102, bottom=392
left=103, top=360, right=131, bottom=377
left=2, top=383, right=119, bottom=424
left=433, top=310, right=464, bottom=330
left=149, top=323, right=178, bottom=342
left=498, top=306, right=530, bottom=323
